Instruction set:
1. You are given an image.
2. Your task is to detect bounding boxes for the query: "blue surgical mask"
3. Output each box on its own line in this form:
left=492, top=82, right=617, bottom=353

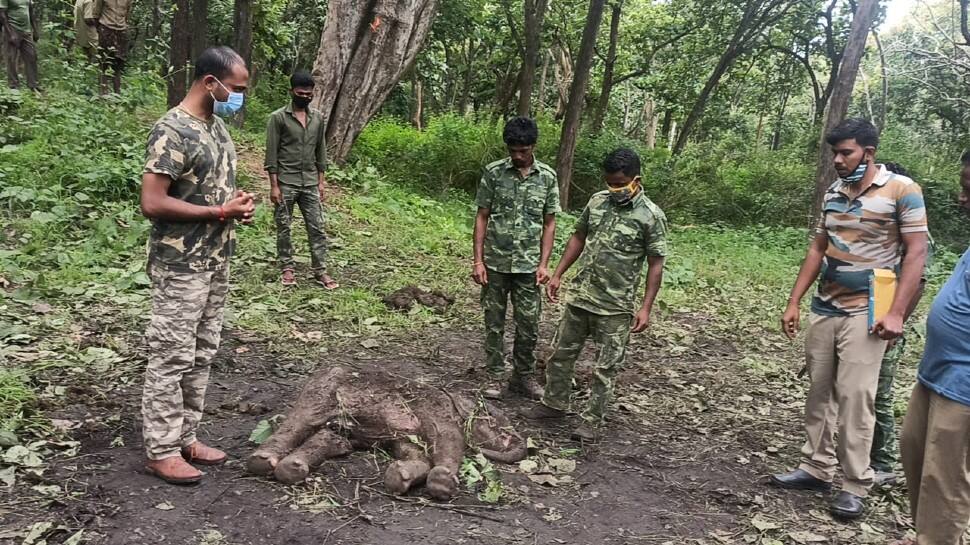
left=211, top=78, right=244, bottom=117
left=841, top=160, right=868, bottom=185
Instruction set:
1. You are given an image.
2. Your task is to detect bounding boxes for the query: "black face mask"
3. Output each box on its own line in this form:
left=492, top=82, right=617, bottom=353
left=292, top=95, right=312, bottom=109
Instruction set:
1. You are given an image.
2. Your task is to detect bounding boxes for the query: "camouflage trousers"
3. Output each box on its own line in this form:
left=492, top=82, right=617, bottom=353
left=142, top=263, right=228, bottom=460
left=274, top=184, right=328, bottom=273
left=870, top=334, right=907, bottom=472
left=481, top=270, right=540, bottom=377
left=542, top=304, right=632, bottom=424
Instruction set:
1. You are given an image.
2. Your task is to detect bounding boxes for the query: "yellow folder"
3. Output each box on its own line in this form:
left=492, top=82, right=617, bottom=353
left=869, top=269, right=897, bottom=329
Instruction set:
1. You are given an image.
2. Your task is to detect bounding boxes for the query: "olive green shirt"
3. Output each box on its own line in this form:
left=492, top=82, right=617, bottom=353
left=0, top=0, right=33, bottom=34
left=475, top=157, right=560, bottom=274
left=91, top=0, right=132, bottom=30
left=143, top=107, right=238, bottom=272
left=264, top=104, right=328, bottom=187
left=567, top=190, right=669, bottom=316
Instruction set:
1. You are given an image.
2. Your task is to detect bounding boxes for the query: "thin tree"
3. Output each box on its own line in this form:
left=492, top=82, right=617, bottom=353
left=166, top=0, right=192, bottom=108
left=555, top=0, right=607, bottom=209
left=518, top=0, right=549, bottom=115
left=810, top=0, right=881, bottom=222
left=592, top=0, right=622, bottom=133
left=673, top=0, right=798, bottom=154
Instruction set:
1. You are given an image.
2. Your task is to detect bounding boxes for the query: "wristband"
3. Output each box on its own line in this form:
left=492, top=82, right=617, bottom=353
left=218, top=205, right=226, bottom=222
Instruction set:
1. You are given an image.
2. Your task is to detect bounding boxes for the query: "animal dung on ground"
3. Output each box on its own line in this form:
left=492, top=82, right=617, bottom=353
left=382, top=286, right=455, bottom=314
left=246, top=367, right=526, bottom=501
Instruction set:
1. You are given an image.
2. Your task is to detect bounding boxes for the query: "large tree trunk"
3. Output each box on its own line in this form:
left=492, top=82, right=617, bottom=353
left=810, top=0, right=880, bottom=224
left=592, top=0, right=622, bottom=133
left=311, top=0, right=439, bottom=163
left=555, top=0, right=607, bottom=210
left=642, top=96, right=657, bottom=149
left=517, top=0, right=548, bottom=116
left=166, top=0, right=192, bottom=108
left=231, top=0, right=254, bottom=127
left=189, top=0, right=209, bottom=62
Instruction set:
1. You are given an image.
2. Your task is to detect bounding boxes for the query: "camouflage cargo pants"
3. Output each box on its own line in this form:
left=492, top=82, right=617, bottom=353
left=870, top=334, right=906, bottom=472
left=542, top=304, right=632, bottom=424
left=275, top=184, right=328, bottom=274
left=142, top=264, right=229, bottom=460
left=481, top=270, right=540, bottom=378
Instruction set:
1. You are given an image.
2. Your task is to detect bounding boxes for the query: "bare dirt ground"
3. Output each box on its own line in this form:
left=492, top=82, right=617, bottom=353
left=0, top=298, right=913, bottom=545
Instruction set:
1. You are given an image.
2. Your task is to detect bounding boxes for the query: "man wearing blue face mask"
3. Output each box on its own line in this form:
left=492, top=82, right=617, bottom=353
left=139, top=46, right=255, bottom=485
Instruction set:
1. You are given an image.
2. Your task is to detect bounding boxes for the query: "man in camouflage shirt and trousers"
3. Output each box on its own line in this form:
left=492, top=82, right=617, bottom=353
left=139, top=46, right=254, bottom=484
left=473, top=117, right=559, bottom=400
left=526, top=148, right=668, bottom=442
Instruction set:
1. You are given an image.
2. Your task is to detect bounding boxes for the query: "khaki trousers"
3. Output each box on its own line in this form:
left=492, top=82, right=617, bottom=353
left=901, top=383, right=970, bottom=545
left=798, top=313, right=887, bottom=497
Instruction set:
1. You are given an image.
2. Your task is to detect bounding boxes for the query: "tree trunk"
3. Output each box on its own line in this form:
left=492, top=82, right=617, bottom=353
left=230, top=0, right=254, bottom=127
left=771, top=87, right=790, bottom=150
left=642, top=97, right=657, bottom=149
left=536, top=48, right=550, bottom=114
left=592, top=0, right=622, bottom=133
left=555, top=0, right=607, bottom=210
left=873, top=30, right=888, bottom=131
left=311, top=0, right=439, bottom=163
left=667, top=120, right=677, bottom=151
left=411, top=74, right=423, bottom=129
left=457, top=38, right=476, bottom=115
left=517, top=0, right=548, bottom=116
left=672, top=50, right=737, bottom=154
left=189, top=0, right=209, bottom=62
left=660, top=110, right=671, bottom=142
left=166, top=0, right=192, bottom=108
left=810, top=0, right=880, bottom=224
left=553, top=44, right=572, bottom=120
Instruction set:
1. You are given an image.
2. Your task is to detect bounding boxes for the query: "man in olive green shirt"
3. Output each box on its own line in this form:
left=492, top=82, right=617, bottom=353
left=473, top=117, right=560, bottom=400
left=86, top=0, right=132, bottom=94
left=526, top=148, right=668, bottom=442
left=0, top=0, right=39, bottom=91
left=74, top=0, right=98, bottom=62
left=265, top=70, right=336, bottom=288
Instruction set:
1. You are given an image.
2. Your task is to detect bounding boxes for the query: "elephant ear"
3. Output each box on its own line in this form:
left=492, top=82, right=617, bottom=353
left=445, top=391, right=527, bottom=463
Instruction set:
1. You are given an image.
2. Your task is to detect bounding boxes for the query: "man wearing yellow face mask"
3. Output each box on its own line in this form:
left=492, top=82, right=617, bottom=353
left=525, top=148, right=668, bottom=441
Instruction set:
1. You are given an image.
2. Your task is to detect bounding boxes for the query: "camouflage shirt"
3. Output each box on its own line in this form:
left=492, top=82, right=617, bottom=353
left=566, top=190, right=669, bottom=316
left=143, top=107, right=238, bottom=273
left=475, top=157, right=560, bottom=274
left=811, top=165, right=928, bottom=316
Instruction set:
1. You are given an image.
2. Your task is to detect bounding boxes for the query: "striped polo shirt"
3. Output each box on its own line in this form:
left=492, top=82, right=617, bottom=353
left=811, top=164, right=928, bottom=316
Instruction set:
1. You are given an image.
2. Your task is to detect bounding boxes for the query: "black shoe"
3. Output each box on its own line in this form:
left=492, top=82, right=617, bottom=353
left=508, top=376, right=544, bottom=401
left=769, top=469, right=833, bottom=492
left=570, top=422, right=600, bottom=442
left=830, top=491, right=865, bottom=519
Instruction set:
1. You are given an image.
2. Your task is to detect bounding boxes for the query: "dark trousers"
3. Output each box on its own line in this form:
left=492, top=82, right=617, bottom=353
left=4, top=27, right=38, bottom=90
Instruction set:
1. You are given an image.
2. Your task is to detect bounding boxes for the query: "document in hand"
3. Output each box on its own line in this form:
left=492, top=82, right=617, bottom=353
left=868, top=269, right=897, bottom=329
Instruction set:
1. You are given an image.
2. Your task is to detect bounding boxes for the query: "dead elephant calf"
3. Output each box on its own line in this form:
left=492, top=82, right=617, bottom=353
left=246, top=367, right=526, bottom=500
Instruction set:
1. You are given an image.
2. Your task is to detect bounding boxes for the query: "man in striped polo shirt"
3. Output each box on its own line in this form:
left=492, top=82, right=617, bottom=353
left=772, top=118, right=929, bottom=519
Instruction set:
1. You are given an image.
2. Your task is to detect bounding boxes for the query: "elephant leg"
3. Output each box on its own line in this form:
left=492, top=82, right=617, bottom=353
left=426, top=420, right=465, bottom=501
left=247, top=417, right=320, bottom=476
left=384, top=440, right=431, bottom=495
left=274, top=428, right=354, bottom=484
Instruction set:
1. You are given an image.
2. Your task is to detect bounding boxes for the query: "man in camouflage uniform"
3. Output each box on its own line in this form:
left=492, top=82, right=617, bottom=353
left=525, top=148, right=668, bottom=442
left=139, top=46, right=254, bottom=485
left=73, top=0, right=98, bottom=62
left=265, top=70, right=336, bottom=288
left=473, top=117, right=559, bottom=400
left=87, top=0, right=132, bottom=94
left=0, top=0, right=40, bottom=91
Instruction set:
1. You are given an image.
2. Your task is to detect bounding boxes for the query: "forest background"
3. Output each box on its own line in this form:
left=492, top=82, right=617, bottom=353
left=2, top=0, right=970, bottom=542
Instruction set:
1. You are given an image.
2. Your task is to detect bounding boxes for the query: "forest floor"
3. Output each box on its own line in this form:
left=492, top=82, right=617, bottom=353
left=0, top=145, right=923, bottom=545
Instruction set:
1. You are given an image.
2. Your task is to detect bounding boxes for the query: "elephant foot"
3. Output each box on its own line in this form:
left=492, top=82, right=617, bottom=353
left=274, top=457, right=310, bottom=484
left=384, top=459, right=431, bottom=495
left=246, top=452, right=279, bottom=476
left=426, top=465, right=459, bottom=501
